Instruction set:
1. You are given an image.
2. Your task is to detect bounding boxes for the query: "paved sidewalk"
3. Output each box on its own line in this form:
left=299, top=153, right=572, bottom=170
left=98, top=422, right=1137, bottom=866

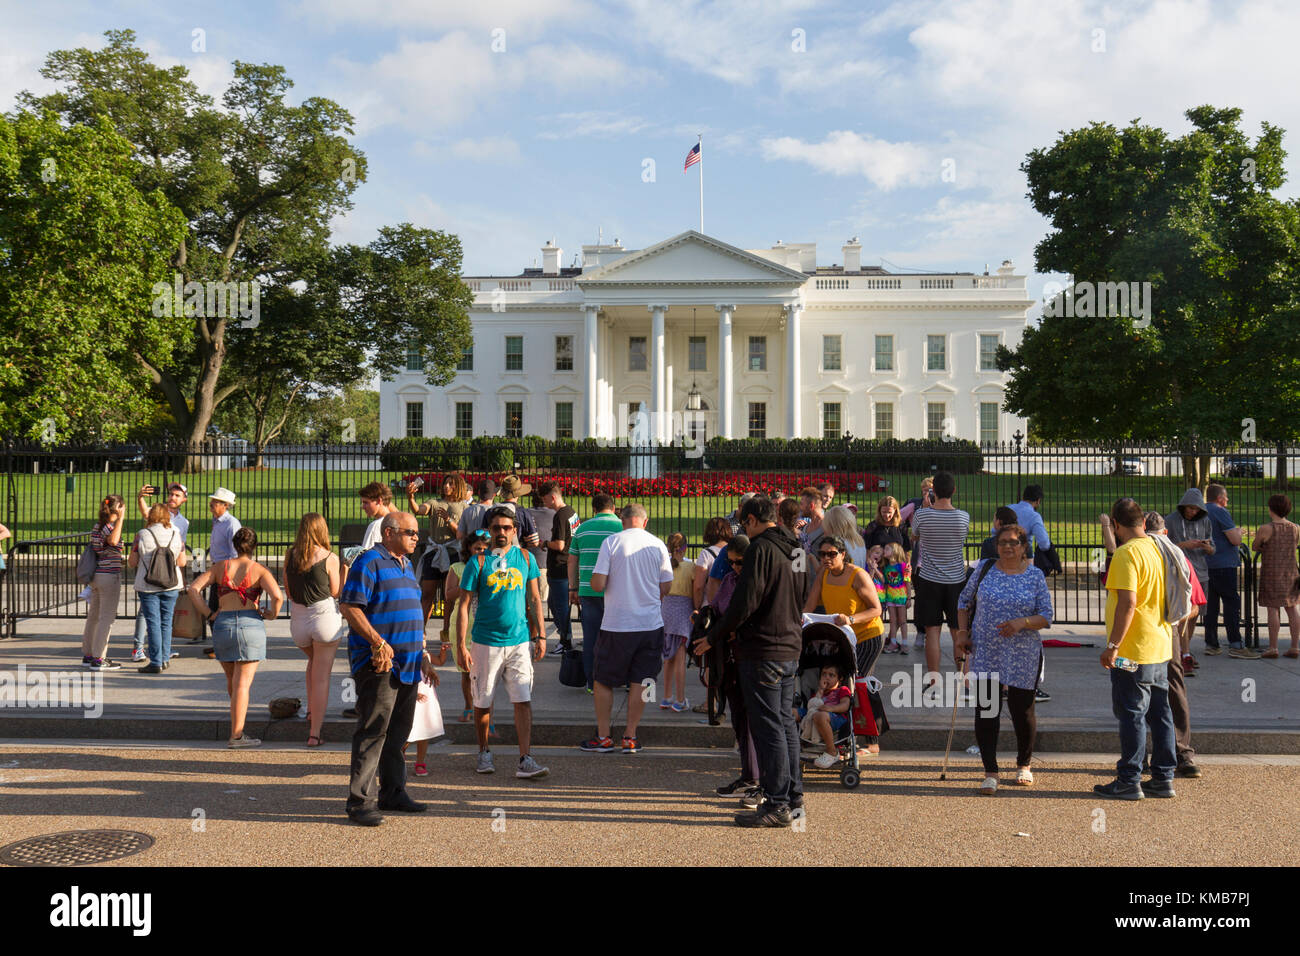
left=1, top=616, right=1297, bottom=751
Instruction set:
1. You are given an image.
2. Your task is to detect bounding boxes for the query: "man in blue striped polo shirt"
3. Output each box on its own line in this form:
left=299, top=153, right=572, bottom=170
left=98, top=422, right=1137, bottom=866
left=341, top=511, right=438, bottom=827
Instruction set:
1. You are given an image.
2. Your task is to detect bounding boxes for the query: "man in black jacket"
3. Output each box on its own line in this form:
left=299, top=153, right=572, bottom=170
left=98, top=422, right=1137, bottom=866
left=703, top=495, right=804, bottom=827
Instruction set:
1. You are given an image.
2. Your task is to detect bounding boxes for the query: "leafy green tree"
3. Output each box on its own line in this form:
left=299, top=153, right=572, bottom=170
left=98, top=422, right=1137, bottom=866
left=0, top=110, right=186, bottom=441
left=1000, top=106, right=1300, bottom=488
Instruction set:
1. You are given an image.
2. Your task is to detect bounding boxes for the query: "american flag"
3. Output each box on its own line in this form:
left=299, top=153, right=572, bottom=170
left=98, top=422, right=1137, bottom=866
left=683, top=142, right=700, bottom=171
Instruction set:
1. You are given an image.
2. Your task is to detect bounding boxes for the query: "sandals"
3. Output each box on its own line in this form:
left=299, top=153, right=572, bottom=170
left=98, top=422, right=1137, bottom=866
left=459, top=709, right=473, bottom=723
left=1013, top=767, right=1033, bottom=786
left=1285, top=649, right=1300, bottom=659
left=414, top=762, right=428, bottom=776
left=1262, top=649, right=1279, bottom=659
left=978, top=776, right=998, bottom=795
left=306, top=735, right=322, bottom=748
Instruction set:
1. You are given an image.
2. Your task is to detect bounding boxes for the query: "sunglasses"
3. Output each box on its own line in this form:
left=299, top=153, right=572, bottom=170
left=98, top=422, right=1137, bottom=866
left=729, top=559, right=744, bottom=567
left=997, top=538, right=1024, bottom=547
left=471, top=529, right=491, bottom=540
left=488, top=524, right=514, bottom=533
left=818, top=550, right=840, bottom=559
left=390, top=528, right=420, bottom=538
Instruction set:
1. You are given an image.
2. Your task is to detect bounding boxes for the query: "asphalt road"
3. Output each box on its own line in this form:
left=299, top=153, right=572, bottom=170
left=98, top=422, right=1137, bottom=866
left=1, top=743, right=1297, bottom=867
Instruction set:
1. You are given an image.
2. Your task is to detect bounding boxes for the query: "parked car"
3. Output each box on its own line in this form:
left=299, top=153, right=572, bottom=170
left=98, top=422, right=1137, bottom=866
left=1118, top=455, right=1145, bottom=476
left=1222, top=455, right=1264, bottom=478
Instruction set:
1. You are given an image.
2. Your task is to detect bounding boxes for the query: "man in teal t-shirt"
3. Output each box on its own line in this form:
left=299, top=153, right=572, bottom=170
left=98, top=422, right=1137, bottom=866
left=567, top=493, right=623, bottom=691
left=456, top=506, right=548, bottom=779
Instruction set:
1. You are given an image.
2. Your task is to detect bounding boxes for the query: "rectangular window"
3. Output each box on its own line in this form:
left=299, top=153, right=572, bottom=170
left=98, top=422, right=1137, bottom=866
left=823, top=335, right=842, bottom=371
left=748, top=402, right=766, bottom=439
left=556, top=402, right=574, bottom=439
left=979, top=334, right=999, bottom=371
left=455, top=402, right=473, bottom=439
left=505, top=401, right=523, bottom=438
left=748, top=336, right=767, bottom=372
left=980, top=402, right=999, bottom=445
left=689, top=335, right=707, bottom=372
left=505, top=335, right=523, bottom=371
left=874, top=402, right=893, bottom=440
left=927, top=402, right=947, bottom=440
left=555, top=335, right=574, bottom=371
left=874, top=335, right=893, bottom=371
left=405, top=401, right=424, bottom=437
left=927, top=335, right=946, bottom=371
left=405, top=345, right=424, bottom=372
left=457, top=343, right=474, bottom=371
left=823, top=402, right=842, bottom=440
left=629, top=336, right=647, bottom=371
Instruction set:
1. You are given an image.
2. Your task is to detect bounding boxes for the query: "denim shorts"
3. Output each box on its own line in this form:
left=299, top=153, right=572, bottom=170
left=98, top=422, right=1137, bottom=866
left=212, top=609, right=267, bottom=662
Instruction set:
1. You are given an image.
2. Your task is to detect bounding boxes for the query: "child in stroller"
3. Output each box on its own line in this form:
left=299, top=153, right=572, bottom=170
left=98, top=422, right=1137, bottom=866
left=796, top=664, right=852, bottom=769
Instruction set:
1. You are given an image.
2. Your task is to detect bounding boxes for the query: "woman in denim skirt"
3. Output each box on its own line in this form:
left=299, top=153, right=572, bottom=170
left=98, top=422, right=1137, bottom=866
left=187, top=528, right=283, bottom=748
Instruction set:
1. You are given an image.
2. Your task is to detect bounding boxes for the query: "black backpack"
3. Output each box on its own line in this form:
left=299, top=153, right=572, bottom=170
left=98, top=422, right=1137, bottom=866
left=143, top=528, right=179, bottom=589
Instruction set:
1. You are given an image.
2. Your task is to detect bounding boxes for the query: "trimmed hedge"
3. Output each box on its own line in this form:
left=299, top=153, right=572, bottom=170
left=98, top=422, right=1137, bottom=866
left=380, top=435, right=983, bottom=475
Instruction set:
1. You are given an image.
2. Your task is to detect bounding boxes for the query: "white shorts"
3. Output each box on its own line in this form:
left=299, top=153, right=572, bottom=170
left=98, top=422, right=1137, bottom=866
left=289, top=599, right=344, bottom=648
left=470, top=642, right=534, bottom=708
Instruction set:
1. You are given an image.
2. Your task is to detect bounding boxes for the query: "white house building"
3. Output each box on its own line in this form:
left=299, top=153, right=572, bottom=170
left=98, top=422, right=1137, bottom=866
left=380, top=230, right=1035, bottom=445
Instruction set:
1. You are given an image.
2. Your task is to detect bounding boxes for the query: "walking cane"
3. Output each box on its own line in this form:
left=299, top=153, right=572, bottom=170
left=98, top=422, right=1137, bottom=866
left=940, top=655, right=970, bottom=781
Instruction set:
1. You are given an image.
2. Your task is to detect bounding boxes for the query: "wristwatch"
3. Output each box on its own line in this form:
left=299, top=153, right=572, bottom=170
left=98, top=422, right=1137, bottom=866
left=1106, top=641, right=1120, bottom=650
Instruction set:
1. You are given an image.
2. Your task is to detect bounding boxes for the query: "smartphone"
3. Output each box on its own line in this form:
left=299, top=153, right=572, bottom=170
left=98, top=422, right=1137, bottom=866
left=142, top=485, right=157, bottom=495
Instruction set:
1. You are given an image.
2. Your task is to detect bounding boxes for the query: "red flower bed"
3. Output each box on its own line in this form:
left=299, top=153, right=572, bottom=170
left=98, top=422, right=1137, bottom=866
left=404, top=469, right=887, bottom=498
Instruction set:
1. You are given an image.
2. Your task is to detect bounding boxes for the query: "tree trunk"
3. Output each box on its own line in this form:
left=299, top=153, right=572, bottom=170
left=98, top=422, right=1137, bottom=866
left=1276, top=439, right=1289, bottom=490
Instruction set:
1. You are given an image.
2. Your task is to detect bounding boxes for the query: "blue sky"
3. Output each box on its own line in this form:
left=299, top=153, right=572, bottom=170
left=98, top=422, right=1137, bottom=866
left=4, top=0, right=1299, bottom=304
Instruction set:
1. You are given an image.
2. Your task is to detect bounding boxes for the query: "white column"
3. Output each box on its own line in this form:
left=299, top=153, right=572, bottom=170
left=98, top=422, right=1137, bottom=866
left=716, top=303, right=734, bottom=438
left=584, top=304, right=599, bottom=438
left=665, top=362, right=674, bottom=441
left=785, top=302, right=802, bottom=438
left=649, top=304, right=667, bottom=443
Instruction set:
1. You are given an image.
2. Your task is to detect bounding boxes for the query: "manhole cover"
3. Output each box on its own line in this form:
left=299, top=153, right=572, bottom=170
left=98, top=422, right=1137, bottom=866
left=0, top=830, right=154, bottom=867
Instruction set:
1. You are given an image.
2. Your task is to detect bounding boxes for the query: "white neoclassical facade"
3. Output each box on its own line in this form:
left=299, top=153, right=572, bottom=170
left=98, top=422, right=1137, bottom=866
left=380, top=230, right=1035, bottom=445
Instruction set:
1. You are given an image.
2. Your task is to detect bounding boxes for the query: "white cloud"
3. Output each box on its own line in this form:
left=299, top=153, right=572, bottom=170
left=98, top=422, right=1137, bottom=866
left=292, top=0, right=594, bottom=36
left=761, top=130, right=934, bottom=190
left=537, top=111, right=651, bottom=139
left=447, top=136, right=522, bottom=163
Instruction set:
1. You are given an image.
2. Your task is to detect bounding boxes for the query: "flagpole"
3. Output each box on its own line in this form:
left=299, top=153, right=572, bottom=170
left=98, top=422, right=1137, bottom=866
left=698, top=133, right=704, bottom=233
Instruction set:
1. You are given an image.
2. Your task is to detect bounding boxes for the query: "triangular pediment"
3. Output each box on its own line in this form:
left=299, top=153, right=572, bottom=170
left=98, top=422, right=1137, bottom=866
left=578, top=231, right=807, bottom=286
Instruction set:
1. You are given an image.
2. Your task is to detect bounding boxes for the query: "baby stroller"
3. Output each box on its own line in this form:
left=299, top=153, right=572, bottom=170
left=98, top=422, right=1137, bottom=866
left=797, top=613, right=862, bottom=789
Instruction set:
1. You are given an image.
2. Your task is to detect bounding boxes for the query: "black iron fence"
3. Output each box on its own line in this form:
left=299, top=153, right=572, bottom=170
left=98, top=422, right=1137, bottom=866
left=4, top=437, right=1298, bottom=640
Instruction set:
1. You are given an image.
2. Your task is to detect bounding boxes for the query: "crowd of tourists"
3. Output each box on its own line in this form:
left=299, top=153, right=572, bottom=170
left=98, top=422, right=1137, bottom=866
left=64, top=468, right=1299, bottom=826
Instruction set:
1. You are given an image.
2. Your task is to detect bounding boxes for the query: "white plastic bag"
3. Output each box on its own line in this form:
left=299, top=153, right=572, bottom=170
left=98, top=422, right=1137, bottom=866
left=407, top=681, right=445, bottom=742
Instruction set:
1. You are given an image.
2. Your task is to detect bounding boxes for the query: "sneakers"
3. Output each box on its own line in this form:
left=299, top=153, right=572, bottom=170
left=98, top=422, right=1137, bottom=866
left=131, top=648, right=147, bottom=663
left=516, top=754, right=550, bottom=778
left=1140, top=780, right=1176, bottom=798
left=81, top=655, right=95, bottom=667
left=169, top=651, right=180, bottom=660
left=476, top=751, right=495, bottom=774
left=347, top=808, right=384, bottom=827
left=738, top=787, right=764, bottom=809
left=671, top=698, right=690, bottom=713
left=1093, top=779, right=1144, bottom=800
left=659, top=697, right=673, bottom=710
left=898, top=642, right=910, bottom=655
left=414, top=762, right=428, bottom=776
left=1034, top=688, right=1051, bottom=703
left=978, top=776, right=999, bottom=795
left=813, top=751, right=839, bottom=769
left=1228, top=646, right=1261, bottom=660
left=883, top=640, right=899, bottom=653
left=88, top=658, right=121, bottom=670
left=228, top=734, right=261, bottom=749
left=716, top=776, right=757, bottom=796
left=1204, top=646, right=1223, bottom=656
left=1175, top=759, right=1203, bottom=779
left=621, top=736, right=642, bottom=754
left=579, top=735, right=616, bottom=752
left=735, top=803, right=793, bottom=828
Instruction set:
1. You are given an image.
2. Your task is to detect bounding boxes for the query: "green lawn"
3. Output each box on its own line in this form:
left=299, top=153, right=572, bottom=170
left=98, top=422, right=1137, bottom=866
left=4, top=464, right=1286, bottom=555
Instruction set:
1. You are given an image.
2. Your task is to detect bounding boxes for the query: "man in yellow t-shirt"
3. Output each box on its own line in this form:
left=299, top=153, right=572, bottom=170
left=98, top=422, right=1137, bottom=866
left=1096, top=498, right=1177, bottom=801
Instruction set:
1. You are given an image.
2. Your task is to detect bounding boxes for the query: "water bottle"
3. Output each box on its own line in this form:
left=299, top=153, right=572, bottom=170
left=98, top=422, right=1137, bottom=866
left=1113, top=655, right=1140, bottom=672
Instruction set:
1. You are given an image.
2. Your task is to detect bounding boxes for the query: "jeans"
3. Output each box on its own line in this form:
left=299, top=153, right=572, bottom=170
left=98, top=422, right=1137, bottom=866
left=737, top=658, right=802, bottom=809
left=347, top=665, right=419, bottom=813
left=548, top=577, right=572, bottom=646
left=1110, top=662, right=1176, bottom=785
left=137, top=589, right=178, bottom=668
left=579, top=596, right=605, bottom=691
left=1205, top=567, right=1242, bottom=648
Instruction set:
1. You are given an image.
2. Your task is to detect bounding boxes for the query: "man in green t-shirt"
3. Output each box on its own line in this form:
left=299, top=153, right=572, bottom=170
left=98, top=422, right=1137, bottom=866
left=457, top=505, right=548, bottom=779
left=568, top=492, right=621, bottom=692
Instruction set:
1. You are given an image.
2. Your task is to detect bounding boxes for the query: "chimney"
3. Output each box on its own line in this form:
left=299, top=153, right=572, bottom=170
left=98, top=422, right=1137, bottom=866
left=997, top=259, right=1014, bottom=276
left=541, top=239, right=561, bottom=275
left=842, top=237, right=862, bottom=273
